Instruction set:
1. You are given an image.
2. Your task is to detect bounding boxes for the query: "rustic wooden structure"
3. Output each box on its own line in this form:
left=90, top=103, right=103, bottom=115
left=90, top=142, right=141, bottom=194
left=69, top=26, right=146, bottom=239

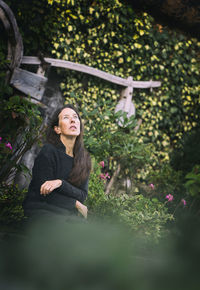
left=0, top=0, right=161, bottom=117
left=21, top=56, right=161, bottom=123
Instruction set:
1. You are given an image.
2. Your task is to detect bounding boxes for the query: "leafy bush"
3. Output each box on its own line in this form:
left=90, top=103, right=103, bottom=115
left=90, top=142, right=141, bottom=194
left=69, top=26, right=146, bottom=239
left=86, top=158, right=107, bottom=214
left=0, top=65, right=43, bottom=183
left=0, top=49, right=42, bottom=224
left=146, top=163, right=184, bottom=199
left=82, top=106, right=152, bottom=184
left=170, top=129, right=200, bottom=176
left=0, top=182, right=26, bottom=224
left=87, top=160, right=173, bottom=242
left=185, top=165, right=200, bottom=198
left=145, top=163, right=189, bottom=215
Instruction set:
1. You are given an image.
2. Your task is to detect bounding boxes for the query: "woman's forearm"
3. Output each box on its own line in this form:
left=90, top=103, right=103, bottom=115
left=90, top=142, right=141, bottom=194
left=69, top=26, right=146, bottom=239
left=56, top=179, right=88, bottom=203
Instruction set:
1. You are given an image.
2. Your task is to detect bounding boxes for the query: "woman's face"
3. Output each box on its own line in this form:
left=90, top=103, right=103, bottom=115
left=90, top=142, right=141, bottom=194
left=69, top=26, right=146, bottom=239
left=54, top=107, right=81, bottom=137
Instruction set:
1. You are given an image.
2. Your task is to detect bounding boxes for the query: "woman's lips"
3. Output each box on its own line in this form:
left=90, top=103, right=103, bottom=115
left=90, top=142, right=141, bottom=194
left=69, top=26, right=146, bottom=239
left=70, top=126, right=77, bottom=130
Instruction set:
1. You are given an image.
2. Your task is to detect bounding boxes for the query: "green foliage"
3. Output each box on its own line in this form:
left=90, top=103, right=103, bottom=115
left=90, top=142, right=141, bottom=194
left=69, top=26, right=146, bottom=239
left=170, top=129, right=200, bottom=176
left=0, top=182, right=26, bottom=224
left=82, top=105, right=151, bottom=179
left=4, top=0, right=58, bottom=56
left=0, top=52, right=43, bottom=183
left=185, top=165, right=200, bottom=198
left=87, top=160, right=173, bottom=242
left=0, top=51, right=44, bottom=224
left=144, top=163, right=190, bottom=217
left=0, top=93, right=43, bottom=183
left=86, top=158, right=107, bottom=214
left=0, top=94, right=42, bottom=142
left=117, top=194, right=173, bottom=240
left=146, top=163, right=184, bottom=199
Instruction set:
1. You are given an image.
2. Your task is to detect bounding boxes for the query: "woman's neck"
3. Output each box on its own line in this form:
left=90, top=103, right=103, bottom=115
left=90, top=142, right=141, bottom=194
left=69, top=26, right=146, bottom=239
left=60, top=135, right=76, bottom=157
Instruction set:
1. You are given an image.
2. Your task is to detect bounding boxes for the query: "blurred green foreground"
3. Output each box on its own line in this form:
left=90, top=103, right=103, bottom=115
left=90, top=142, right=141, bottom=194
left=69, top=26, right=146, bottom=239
left=0, top=213, right=200, bottom=290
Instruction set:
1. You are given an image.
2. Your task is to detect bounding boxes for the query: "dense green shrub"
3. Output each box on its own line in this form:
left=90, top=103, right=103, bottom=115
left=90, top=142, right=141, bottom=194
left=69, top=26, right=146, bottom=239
left=86, top=158, right=107, bottom=214
left=0, top=182, right=26, bottom=224
left=87, top=160, right=173, bottom=242
left=82, top=105, right=152, bottom=184
left=185, top=165, right=200, bottom=199
left=146, top=163, right=184, bottom=200
left=0, top=47, right=43, bottom=224
left=0, top=50, right=43, bottom=183
left=145, top=163, right=189, bottom=216
left=170, top=129, right=200, bottom=176
left=0, top=93, right=43, bottom=183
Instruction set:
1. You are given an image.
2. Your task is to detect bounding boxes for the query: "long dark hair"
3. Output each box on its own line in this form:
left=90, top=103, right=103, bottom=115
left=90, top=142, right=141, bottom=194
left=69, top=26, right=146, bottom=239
left=46, top=104, right=91, bottom=186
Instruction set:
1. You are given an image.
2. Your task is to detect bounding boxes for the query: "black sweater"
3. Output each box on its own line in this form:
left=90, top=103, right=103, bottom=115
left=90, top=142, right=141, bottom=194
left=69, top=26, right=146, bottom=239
left=23, top=142, right=88, bottom=216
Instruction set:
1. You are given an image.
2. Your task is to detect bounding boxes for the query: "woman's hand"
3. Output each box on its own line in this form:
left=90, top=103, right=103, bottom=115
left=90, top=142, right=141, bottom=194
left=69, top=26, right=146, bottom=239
left=40, top=179, right=62, bottom=195
left=76, top=200, right=88, bottom=219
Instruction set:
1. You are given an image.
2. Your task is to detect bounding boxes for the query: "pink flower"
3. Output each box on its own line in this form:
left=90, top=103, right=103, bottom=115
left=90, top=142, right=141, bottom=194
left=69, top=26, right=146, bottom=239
left=100, top=173, right=106, bottom=180
left=0, top=137, right=2, bottom=142
left=100, top=173, right=105, bottom=179
left=5, top=142, right=12, bottom=150
left=100, top=172, right=110, bottom=180
left=105, top=172, right=110, bottom=179
left=149, top=183, right=155, bottom=189
left=181, top=199, right=186, bottom=206
left=166, top=194, right=174, bottom=202
left=99, top=161, right=105, bottom=168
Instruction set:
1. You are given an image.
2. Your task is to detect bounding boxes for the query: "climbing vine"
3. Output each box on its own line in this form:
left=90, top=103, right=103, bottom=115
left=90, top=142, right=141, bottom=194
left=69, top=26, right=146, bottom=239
left=3, top=0, right=200, bottom=177
left=48, top=0, right=200, bottom=171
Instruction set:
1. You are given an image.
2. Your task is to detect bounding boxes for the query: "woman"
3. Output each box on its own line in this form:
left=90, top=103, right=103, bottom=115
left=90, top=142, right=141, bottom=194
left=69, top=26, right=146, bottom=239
left=23, top=104, right=91, bottom=220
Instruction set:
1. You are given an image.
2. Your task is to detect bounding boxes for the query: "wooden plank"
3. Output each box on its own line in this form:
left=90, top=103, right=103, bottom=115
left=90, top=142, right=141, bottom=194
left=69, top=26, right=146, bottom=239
left=21, top=56, right=161, bottom=89
left=10, top=68, right=47, bottom=100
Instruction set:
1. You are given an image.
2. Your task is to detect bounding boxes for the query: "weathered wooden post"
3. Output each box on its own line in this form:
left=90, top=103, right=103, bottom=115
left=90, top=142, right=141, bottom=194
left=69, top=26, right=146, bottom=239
left=106, top=77, right=161, bottom=194
left=115, top=76, right=135, bottom=126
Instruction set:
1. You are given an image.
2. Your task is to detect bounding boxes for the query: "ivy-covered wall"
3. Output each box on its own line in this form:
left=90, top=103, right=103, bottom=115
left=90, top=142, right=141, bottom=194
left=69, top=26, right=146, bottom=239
left=5, top=0, right=200, bottom=172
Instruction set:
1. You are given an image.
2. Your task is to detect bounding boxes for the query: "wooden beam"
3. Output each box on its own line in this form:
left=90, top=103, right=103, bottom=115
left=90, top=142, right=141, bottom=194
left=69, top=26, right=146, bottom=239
left=21, top=56, right=161, bottom=89
left=10, top=68, right=48, bottom=100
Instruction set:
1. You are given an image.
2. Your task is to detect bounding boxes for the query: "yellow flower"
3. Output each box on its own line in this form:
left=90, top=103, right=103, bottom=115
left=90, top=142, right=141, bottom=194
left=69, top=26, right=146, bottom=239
left=68, top=25, right=73, bottom=32
left=134, top=43, right=142, bottom=49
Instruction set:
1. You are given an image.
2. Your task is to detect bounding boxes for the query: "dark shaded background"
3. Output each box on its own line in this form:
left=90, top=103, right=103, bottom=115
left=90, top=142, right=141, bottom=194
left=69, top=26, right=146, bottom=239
left=124, top=0, right=200, bottom=40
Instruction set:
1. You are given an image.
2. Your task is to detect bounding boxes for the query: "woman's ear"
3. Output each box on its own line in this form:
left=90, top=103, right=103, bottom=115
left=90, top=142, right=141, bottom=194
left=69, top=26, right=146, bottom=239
left=54, top=126, right=61, bottom=135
